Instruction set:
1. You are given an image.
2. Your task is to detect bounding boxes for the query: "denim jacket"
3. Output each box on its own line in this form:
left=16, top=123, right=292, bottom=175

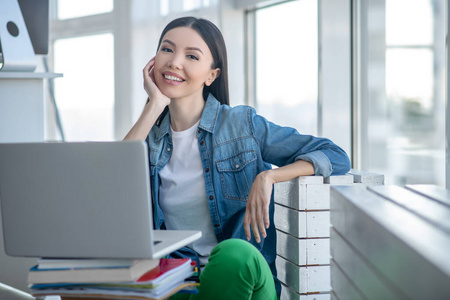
left=146, top=94, right=351, bottom=295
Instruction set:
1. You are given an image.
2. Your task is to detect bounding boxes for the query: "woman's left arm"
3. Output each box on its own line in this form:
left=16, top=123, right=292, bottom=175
left=243, top=109, right=351, bottom=243
left=244, top=160, right=314, bottom=243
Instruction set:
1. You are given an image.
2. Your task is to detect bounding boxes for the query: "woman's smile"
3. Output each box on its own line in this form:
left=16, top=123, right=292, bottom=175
left=162, top=71, right=185, bottom=85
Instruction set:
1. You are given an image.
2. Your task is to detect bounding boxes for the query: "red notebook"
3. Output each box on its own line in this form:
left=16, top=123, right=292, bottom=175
left=137, top=258, right=192, bottom=285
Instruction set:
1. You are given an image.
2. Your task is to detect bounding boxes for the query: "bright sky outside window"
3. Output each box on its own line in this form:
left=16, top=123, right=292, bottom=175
left=386, top=0, right=433, bottom=46
left=160, top=0, right=211, bottom=16
left=365, top=0, right=445, bottom=186
left=255, top=0, right=318, bottom=135
left=57, top=0, right=113, bottom=20
left=53, top=33, right=115, bottom=141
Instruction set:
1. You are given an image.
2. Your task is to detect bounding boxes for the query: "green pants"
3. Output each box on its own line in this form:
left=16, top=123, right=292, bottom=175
left=171, top=239, right=278, bottom=300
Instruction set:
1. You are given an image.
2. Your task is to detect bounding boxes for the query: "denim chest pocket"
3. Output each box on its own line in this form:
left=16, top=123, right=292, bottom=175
left=216, top=151, right=256, bottom=201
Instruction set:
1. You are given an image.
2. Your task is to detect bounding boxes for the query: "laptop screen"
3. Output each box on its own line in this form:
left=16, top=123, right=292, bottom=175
left=0, top=141, right=156, bottom=258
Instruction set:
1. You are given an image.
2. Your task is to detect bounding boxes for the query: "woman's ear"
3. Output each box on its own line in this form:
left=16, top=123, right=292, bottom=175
left=205, top=68, right=221, bottom=86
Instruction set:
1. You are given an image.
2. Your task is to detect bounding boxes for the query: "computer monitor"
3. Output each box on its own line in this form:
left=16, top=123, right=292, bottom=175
left=0, top=0, right=49, bottom=55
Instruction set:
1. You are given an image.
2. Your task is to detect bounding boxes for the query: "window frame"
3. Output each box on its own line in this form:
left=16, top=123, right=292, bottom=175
left=48, top=0, right=133, bottom=141
left=244, top=0, right=352, bottom=155
left=446, top=0, right=450, bottom=188
left=352, top=0, right=449, bottom=186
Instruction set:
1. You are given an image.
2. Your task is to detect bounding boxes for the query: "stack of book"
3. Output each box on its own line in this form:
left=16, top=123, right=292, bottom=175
left=28, top=258, right=199, bottom=300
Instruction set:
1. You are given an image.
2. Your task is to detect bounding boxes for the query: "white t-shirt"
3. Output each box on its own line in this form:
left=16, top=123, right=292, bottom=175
left=159, top=120, right=218, bottom=265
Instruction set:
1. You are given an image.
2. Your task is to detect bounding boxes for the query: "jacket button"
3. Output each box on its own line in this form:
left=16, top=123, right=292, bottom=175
left=209, top=195, right=214, bottom=200
left=200, top=141, right=204, bottom=145
left=198, top=129, right=201, bottom=133
left=167, top=148, right=171, bottom=152
left=205, top=168, right=210, bottom=172
left=214, top=224, right=220, bottom=227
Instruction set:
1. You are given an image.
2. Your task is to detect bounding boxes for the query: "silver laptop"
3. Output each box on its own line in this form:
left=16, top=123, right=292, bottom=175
left=0, top=141, right=201, bottom=259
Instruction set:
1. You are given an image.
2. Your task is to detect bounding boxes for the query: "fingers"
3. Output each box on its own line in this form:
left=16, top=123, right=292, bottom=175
left=244, top=198, right=270, bottom=244
left=143, top=58, right=155, bottom=80
left=141, top=57, right=170, bottom=110
left=257, top=206, right=267, bottom=238
left=143, top=57, right=156, bottom=74
left=244, top=209, right=252, bottom=241
left=264, top=205, right=270, bottom=229
left=150, top=66, right=156, bottom=82
left=143, top=57, right=158, bottom=96
left=251, top=207, right=261, bottom=243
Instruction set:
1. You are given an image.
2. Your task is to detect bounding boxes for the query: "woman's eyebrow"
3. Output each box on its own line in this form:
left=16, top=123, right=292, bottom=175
left=162, top=39, right=176, bottom=47
left=186, top=47, right=203, bottom=54
left=161, top=39, right=203, bottom=54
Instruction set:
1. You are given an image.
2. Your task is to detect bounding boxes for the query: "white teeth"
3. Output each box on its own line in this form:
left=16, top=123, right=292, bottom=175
left=164, top=75, right=183, bottom=82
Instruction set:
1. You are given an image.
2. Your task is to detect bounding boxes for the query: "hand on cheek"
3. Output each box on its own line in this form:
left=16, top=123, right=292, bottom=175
left=143, top=57, right=170, bottom=110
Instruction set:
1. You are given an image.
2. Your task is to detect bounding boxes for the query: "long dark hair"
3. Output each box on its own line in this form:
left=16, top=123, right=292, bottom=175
left=156, top=17, right=229, bottom=105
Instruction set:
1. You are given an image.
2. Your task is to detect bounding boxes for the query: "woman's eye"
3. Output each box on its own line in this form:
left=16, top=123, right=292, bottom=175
left=187, top=55, right=198, bottom=60
left=161, top=47, right=172, bottom=53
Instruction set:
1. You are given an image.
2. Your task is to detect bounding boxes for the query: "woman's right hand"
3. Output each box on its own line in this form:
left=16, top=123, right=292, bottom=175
left=123, top=57, right=171, bottom=140
left=143, top=57, right=171, bottom=110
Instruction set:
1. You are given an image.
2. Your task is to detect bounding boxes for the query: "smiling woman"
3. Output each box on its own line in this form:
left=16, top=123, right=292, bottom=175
left=153, top=27, right=220, bottom=109
left=155, top=17, right=229, bottom=106
left=123, top=16, right=350, bottom=300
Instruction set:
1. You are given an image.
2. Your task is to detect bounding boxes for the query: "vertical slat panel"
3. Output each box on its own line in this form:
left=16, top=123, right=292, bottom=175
left=307, top=238, right=330, bottom=265
left=330, top=291, right=340, bottom=300
left=330, top=228, right=405, bottom=300
left=330, top=259, right=366, bottom=300
left=330, top=185, right=450, bottom=299
left=307, top=211, right=330, bottom=238
left=274, top=179, right=303, bottom=210
left=368, top=185, right=450, bottom=233
left=281, top=283, right=331, bottom=300
left=405, top=184, right=450, bottom=207
left=275, top=205, right=330, bottom=238
left=274, top=204, right=307, bottom=238
left=324, top=175, right=354, bottom=184
left=276, top=256, right=330, bottom=294
left=305, top=184, right=330, bottom=210
left=275, top=173, right=384, bottom=298
left=277, top=230, right=307, bottom=265
left=347, top=170, right=384, bottom=184
left=274, top=177, right=327, bottom=210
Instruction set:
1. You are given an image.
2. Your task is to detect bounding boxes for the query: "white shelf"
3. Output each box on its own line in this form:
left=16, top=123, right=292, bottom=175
left=0, top=72, right=62, bottom=79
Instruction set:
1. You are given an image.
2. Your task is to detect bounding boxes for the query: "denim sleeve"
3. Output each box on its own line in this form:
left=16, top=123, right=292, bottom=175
left=249, top=108, right=351, bottom=177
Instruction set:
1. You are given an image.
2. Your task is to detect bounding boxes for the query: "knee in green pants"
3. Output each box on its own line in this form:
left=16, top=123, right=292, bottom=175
left=175, top=239, right=277, bottom=300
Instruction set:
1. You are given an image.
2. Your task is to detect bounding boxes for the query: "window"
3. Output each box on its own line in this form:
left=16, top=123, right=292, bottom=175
left=53, top=34, right=115, bottom=141
left=160, top=0, right=213, bottom=17
left=49, top=0, right=118, bottom=141
left=252, top=0, right=318, bottom=134
left=357, top=0, right=446, bottom=185
left=57, top=0, right=113, bottom=19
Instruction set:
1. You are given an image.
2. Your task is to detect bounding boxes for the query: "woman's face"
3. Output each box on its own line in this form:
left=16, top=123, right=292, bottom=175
left=153, top=27, right=220, bottom=100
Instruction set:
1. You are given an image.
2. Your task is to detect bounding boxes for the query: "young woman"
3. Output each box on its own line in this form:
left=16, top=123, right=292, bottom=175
left=124, top=17, right=351, bottom=300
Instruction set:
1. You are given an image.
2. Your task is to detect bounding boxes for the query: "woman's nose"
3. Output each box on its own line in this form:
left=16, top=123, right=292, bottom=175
left=168, top=54, right=183, bottom=70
